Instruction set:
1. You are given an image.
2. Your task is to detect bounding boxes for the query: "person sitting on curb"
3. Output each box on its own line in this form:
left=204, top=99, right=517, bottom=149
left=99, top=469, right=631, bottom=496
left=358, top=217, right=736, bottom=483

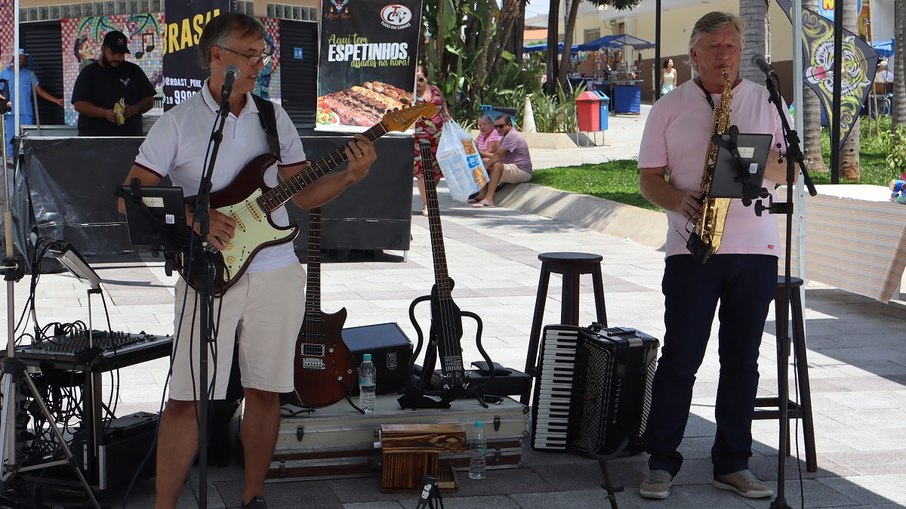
left=475, top=114, right=501, bottom=166
left=470, top=114, right=532, bottom=208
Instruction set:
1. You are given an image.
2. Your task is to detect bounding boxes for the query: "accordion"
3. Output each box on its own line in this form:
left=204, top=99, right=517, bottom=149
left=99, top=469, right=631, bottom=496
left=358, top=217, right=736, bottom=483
left=531, top=324, right=659, bottom=457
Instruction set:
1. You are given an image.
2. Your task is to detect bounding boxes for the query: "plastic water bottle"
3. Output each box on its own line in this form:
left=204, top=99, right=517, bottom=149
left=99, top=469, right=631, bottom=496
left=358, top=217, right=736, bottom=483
left=468, top=420, right=487, bottom=480
left=358, top=354, right=376, bottom=413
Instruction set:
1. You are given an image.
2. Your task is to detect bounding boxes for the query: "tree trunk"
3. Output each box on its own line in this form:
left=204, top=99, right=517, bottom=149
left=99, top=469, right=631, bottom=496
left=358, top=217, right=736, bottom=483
left=893, top=0, right=905, bottom=129
left=802, top=0, right=829, bottom=172
left=738, top=0, right=767, bottom=84
left=841, top=0, right=861, bottom=181
left=557, top=0, right=582, bottom=90
left=545, top=0, right=560, bottom=94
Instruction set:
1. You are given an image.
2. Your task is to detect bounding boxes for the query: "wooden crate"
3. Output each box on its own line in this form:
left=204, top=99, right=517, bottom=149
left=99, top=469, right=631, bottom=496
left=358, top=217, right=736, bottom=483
left=381, top=423, right=466, bottom=492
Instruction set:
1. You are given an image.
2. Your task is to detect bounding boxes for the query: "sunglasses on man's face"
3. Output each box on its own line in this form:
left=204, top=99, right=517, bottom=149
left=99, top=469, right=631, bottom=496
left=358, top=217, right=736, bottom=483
left=494, top=123, right=506, bottom=129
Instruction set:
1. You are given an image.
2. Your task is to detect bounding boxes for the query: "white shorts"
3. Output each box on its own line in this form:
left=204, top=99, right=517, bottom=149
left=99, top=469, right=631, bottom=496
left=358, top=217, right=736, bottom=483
left=501, top=164, right=532, bottom=184
left=168, top=263, right=306, bottom=400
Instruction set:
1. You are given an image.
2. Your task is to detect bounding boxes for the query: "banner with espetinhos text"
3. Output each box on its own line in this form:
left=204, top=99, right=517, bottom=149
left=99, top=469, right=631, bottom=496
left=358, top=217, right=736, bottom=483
left=316, top=0, right=423, bottom=131
left=162, top=1, right=228, bottom=110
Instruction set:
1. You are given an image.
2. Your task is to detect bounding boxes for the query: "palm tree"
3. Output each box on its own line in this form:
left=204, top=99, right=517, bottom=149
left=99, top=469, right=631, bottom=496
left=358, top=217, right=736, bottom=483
left=557, top=0, right=582, bottom=86
left=840, top=1, right=861, bottom=180
left=892, top=0, right=905, bottom=128
left=739, top=0, right=767, bottom=84
left=802, top=0, right=829, bottom=172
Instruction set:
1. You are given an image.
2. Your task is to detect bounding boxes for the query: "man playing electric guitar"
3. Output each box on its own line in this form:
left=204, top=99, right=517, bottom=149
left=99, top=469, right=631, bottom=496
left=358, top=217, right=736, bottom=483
left=116, top=13, right=376, bottom=509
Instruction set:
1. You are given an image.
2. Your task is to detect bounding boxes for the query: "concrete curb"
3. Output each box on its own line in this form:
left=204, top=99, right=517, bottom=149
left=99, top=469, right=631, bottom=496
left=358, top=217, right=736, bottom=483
left=495, top=183, right=667, bottom=250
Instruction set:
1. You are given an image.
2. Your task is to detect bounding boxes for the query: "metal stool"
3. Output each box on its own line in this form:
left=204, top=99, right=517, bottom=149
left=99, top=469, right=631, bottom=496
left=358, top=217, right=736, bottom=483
left=754, top=276, right=817, bottom=472
left=521, top=252, right=607, bottom=404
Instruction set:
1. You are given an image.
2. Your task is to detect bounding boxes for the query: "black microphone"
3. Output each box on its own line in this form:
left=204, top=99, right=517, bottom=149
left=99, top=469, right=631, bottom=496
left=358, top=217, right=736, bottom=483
left=751, top=55, right=778, bottom=80
left=220, top=65, right=241, bottom=104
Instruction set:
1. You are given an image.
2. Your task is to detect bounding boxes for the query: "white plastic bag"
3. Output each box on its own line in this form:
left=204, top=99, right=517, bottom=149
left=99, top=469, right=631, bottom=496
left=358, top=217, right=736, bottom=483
left=436, top=121, right=490, bottom=203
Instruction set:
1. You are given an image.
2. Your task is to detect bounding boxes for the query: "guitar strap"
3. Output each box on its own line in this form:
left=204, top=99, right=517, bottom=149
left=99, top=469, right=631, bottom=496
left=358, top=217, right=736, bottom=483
left=252, top=93, right=281, bottom=162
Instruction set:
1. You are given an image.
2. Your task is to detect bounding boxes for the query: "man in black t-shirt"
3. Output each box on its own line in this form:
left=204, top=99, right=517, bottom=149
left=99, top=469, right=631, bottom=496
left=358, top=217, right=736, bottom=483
left=71, top=30, right=156, bottom=136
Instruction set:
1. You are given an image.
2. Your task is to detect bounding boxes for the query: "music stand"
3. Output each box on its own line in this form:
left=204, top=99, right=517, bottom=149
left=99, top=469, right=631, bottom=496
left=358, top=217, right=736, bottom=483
left=49, top=241, right=110, bottom=490
left=709, top=131, right=773, bottom=204
left=49, top=241, right=102, bottom=291
left=119, top=185, right=188, bottom=254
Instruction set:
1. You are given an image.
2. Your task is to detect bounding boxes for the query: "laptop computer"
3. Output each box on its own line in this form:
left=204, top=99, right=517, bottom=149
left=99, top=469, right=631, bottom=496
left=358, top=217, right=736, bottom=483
left=120, top=186, right=189, bottom=252
left=709, top=133, right=774, bottom=199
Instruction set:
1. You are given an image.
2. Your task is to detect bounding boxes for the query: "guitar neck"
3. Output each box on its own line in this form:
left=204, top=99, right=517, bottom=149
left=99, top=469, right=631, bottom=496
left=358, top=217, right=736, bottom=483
left=304, top=208, right=322, bottom=319
left=419, top=142, right=451, bottom=299
left=258, top=123, right=388, bottom=213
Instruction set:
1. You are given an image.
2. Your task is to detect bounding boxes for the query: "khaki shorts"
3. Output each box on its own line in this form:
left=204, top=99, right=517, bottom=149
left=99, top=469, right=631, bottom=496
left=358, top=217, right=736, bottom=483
left=501, top=164, right=532, bottom=184
left=168, top=263, right=306, bottom=400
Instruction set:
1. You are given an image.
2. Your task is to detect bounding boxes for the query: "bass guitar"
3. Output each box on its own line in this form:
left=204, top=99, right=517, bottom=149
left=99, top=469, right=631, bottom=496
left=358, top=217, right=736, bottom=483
left=292, top=208, right=357, bottom=407
left=179, top=102, right=437, bottom=295
left=399, top=139, right=495, bottom=410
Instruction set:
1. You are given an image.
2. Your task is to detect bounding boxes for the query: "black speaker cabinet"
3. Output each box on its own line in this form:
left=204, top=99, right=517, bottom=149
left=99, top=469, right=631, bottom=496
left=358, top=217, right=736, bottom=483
left=342, top=322, right=413, bottom=395
left=73, top=411, right=157, bottom=490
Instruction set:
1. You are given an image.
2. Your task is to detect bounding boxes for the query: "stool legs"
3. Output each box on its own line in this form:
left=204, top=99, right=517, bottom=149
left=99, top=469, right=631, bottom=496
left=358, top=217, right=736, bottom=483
left=561, top=272, right=581, bottom=325
left=522, top=254, right=609, bottom=406
left=522, top=267, right=552, bottom=405
left=790, top=287, right=817, bottom=473
left=757, top=282, right=817, bottom=473
left=591, top=269, right=608, bottom=327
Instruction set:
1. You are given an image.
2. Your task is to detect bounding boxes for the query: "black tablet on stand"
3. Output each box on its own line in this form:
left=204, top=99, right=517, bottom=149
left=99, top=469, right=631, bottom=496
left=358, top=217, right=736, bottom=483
left=709, top=132, right=774, bottom=199
left=119, top=185, right=189, bottom=253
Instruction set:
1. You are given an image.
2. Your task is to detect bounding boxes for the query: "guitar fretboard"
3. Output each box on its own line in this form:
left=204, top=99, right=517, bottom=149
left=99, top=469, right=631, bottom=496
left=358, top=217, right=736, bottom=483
left=257, top=123, right=388, bottom=213
left=304, top=208, right=322, bottom=322
left=419, top=141, right=451, bottom=300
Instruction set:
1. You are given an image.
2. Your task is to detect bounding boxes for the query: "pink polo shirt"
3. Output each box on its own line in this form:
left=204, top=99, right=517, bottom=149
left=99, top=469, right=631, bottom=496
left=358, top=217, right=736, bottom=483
left=638, top=79, right=787, bottom=258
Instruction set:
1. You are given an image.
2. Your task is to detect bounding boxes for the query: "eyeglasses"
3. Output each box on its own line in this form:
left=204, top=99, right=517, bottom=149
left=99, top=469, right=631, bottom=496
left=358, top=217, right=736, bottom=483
left=494, top=124, right=506, bottom=129
left=219, top=46, right=272, bottom=67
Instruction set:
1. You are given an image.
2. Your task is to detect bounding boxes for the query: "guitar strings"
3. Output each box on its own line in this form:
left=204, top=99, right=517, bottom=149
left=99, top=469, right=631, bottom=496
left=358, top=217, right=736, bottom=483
left=224, top=124, right=387, bottom=230
left=223, top=104, right=430, bottom=237
left=420, top=140, right=460, bottom=384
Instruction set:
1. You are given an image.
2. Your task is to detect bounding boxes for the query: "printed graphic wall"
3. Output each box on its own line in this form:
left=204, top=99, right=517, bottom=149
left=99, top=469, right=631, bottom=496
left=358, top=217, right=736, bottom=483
left=61, top=14, right=166, bottom=125
left=39, top=14, right=282, bottom=125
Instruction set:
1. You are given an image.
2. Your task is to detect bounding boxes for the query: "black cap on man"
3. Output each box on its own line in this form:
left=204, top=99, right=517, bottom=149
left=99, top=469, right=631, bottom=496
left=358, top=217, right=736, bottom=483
left=103, top=30, right=131, bottom=54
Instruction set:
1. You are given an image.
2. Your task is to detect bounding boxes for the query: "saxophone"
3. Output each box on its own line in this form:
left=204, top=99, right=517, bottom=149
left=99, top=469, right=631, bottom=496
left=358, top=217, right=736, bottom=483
left=687, top=68, right=733, bottom=264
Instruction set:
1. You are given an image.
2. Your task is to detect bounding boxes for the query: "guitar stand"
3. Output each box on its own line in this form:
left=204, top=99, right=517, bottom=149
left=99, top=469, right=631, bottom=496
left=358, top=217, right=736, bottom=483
left=414, top=475, right=444, bottom=509
left=398, top=300, right=496, bottom=410
left=591, top=438, right=632, bottom=509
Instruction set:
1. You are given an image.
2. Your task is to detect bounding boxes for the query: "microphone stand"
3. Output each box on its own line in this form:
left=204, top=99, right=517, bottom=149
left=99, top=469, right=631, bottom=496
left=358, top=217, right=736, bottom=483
left=189, top=86, right=232, bottom=509
left=753, top=71, right=817, bottom=509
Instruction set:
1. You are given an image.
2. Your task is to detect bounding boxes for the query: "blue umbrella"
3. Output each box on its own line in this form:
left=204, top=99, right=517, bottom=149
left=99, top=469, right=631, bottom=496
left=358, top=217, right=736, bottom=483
left=523, top=42, right=579, bottom=54
left=872, top=38, right=895, bottom=58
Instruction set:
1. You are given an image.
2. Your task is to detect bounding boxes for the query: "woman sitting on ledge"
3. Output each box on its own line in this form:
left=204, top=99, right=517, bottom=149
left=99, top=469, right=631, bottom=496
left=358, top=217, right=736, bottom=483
left=470, top=114, right=533, bottom=208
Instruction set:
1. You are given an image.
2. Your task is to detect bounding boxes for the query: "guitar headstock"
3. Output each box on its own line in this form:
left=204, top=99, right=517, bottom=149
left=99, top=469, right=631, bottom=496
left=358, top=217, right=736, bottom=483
left=381, top=103, right=440, bottom=133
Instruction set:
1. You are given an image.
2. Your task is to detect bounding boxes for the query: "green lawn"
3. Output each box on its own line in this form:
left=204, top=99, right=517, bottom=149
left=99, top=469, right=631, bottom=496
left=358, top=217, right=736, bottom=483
left=532, top=121, right=900, bottom=211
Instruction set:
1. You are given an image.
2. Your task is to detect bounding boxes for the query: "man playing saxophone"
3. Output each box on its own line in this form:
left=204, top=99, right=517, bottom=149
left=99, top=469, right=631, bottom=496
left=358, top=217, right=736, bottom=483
left=636, top=11, right=789, bottom=501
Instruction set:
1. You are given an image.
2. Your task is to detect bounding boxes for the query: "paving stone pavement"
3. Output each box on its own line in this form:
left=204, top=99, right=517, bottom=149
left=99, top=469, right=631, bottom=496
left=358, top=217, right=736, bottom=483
left=1, top=107, right=905, bottom=508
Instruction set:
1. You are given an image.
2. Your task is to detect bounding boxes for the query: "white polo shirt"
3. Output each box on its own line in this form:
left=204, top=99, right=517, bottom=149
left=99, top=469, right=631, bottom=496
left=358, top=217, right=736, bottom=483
left=135, top=81, right=306, bottom=273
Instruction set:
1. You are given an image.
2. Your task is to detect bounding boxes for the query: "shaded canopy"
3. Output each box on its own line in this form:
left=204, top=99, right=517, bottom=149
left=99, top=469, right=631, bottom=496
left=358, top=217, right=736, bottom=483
left=872, top=38, right=895, bottom=58
left=576, top=33, right=655, bottom=51
left=523, top=42, right=579, bottom=53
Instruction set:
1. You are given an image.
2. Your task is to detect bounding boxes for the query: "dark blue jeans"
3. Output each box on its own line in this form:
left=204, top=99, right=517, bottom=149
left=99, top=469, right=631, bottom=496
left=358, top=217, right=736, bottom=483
left=644, top=254, right=777, bottom=477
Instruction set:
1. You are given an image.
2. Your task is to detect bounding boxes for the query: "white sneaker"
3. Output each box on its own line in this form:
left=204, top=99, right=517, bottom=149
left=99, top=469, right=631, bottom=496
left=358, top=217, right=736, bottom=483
left=639, top=469, right=673, bottom=500
left=712, top=469, right=774, bottom=499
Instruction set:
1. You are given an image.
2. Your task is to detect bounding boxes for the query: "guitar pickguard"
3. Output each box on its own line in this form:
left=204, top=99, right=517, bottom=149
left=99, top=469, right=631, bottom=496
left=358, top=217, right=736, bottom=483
left=215, top=187, right=296, bottom=282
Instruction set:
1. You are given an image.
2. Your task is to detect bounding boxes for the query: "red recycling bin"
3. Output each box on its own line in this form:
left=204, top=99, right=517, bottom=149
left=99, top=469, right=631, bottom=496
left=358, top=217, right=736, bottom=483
left=575, top=91, right=600, bottom=131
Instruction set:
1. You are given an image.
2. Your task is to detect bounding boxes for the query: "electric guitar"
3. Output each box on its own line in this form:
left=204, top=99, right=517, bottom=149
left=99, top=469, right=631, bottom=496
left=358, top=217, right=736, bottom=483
left=179, top=102, right=438, bottom=295
left=292, top=208, right=357, bottom=407
left=399, top=139, right=495, bottom=409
